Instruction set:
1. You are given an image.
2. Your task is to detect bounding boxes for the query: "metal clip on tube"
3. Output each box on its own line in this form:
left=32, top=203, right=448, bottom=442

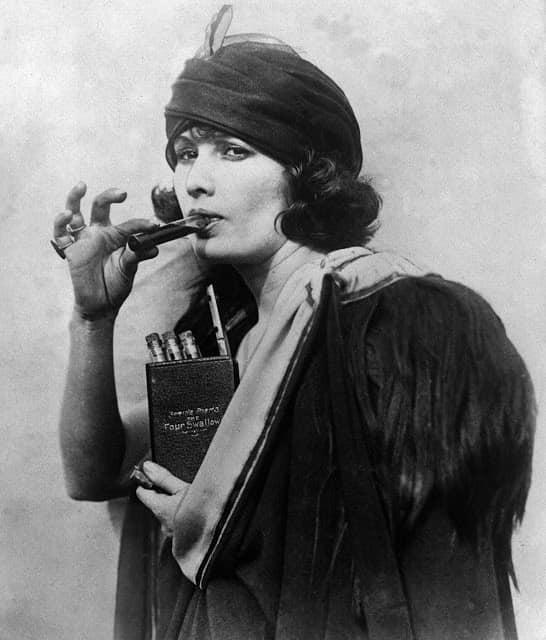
left=128, top=214, right=209, bottom=252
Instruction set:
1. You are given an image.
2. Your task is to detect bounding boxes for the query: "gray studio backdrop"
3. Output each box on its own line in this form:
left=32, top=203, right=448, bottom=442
left=1, top=1, right=544, bottom=638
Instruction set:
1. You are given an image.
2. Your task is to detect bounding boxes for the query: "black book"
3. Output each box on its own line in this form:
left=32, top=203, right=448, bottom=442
left=146, top=356, right=238, bottom=483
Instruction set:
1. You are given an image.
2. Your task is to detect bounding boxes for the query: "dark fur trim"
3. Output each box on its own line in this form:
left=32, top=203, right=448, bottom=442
left=343, top=277, right=536, bottom=578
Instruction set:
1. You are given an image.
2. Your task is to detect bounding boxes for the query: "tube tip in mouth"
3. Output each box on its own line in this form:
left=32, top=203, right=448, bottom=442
left=179, top=213, right=210, bottom=229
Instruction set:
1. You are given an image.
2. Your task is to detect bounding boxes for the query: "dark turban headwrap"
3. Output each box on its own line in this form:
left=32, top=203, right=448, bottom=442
left=165, top=38, right=363, bottom=176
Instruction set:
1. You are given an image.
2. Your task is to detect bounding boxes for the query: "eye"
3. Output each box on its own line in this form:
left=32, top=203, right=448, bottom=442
left=175, top=147, right=197, bottom=163
left=221, top=143, right=253, bottom=160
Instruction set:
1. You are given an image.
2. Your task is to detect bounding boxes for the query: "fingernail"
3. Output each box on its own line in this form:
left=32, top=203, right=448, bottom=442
left=130, top=467, right=154, bottom=489
left=142, top=461, right=156, bottom=474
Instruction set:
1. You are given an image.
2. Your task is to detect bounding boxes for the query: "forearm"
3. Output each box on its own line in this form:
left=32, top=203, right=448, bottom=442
left=59, top=311, right=127, bottom=500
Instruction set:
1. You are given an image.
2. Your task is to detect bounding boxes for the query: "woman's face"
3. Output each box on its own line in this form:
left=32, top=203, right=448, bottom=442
left=172, top=127, right=290, bottom=264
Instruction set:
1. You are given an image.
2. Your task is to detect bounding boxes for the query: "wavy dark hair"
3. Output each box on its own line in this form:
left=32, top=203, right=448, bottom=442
left=278, top=150, right=381, bottom=251
left=166, top=121, right=381, bottom=251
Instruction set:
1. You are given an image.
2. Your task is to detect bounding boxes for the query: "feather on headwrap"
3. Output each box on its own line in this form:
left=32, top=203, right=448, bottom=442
left=165, top=5, right=363, bottom=175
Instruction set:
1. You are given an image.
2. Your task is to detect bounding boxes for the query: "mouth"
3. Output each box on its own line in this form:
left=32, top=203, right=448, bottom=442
left=189, top=209, right=223, bottom=234
left=189, top=208, right=222, bottom=221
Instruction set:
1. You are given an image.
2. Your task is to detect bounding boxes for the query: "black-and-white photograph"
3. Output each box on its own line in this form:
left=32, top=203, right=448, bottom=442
left=1, top=2, right=544, bottom=638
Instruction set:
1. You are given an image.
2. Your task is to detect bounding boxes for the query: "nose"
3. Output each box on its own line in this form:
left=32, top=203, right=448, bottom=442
left=182, top=153, right=215, bottom=199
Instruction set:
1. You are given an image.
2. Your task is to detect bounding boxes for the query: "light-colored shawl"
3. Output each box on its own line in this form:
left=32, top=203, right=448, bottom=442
left=172, top=247, right=430, bottom=587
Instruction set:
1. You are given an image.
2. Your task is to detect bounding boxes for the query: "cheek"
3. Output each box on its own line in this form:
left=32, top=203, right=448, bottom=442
left=241, top=176, right=288, bottom=244
left=238, top=170, right=289, bottom=217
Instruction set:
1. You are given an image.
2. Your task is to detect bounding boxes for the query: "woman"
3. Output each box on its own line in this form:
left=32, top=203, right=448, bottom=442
left=55, top=8, right=535, bottom=640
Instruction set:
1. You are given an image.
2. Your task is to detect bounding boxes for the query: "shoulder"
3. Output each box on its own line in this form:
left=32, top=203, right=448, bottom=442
left=340, top=274, right=502, bottom=333
left=336, top=274, right=535, bottom=552
left=339, top=274, right=522, bottom=381
left=339, top=273, right=533, bottom=415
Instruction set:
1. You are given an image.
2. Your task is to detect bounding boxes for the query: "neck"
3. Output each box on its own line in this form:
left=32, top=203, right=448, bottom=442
left=236, top=242, right=325, bottom=321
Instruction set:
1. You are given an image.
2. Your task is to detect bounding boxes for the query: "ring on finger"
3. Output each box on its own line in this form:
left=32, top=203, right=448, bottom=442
left=50, top=237, right=74, bottom=260
left=67, top=222, right=86, bottom=235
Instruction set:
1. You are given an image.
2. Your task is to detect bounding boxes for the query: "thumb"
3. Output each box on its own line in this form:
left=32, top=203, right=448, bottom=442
left=143, top=461, right=189, bottom=495
left=119, top=244, right=159, bottom=276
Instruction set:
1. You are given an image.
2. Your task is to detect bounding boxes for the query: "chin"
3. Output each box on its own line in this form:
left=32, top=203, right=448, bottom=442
left=191, top=235, right=286, bottom=266
left=193, top=240, right=242, bottom=264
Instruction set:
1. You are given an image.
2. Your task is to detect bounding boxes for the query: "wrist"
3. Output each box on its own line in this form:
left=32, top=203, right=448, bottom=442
left=71, top=307, right=118, bottom=328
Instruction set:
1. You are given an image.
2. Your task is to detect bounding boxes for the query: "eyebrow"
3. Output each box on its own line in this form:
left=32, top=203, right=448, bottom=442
left=173, top=134, right=256, bottom=158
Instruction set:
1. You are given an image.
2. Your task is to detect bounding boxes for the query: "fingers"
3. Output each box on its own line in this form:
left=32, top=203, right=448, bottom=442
left=142, top=461, right=189, bottom=495
left=64, top=183, right=126, bottom=228
left=56, top=185, right=161, bottom=267
left=90, top=188, right=127, bottom=226
left=65, top=181, right=87, bottom=230
left=118, top=220, right=160, bottom=268
left=53, top=210, right=74, bottom=240
left=119, top=246, right=159, bottom=277
left=135, top=486, right=184, bottom=536
left=65, top=181, right=87, bottom=213
left=136, top=486, right=173, bottom=518
left=135, top=463, right=190, bottom=536
left=116, top=219, right=160, bottom=271
left=60, top=181, right=123, bottom=240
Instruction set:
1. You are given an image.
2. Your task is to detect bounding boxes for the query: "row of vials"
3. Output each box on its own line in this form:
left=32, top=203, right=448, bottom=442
left=145, top=285, right=229, bottom=363
left=146, top=330, right=202, bottom=362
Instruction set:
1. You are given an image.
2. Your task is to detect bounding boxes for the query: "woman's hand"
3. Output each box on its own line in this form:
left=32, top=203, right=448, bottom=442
left=53, top=182, right=159, bottom=320
left=136, top=461, right=190, bottom=536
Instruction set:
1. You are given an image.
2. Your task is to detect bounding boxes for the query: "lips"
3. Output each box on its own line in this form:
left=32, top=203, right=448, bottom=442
left=189, top=209, right=223, bottom=236
left=189, top=208, right=223, bottom=223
